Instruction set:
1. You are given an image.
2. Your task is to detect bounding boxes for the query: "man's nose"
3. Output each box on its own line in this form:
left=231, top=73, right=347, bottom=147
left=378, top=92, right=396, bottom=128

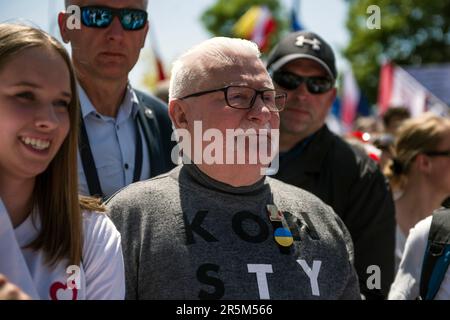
left=247, top=94, right=272, bottom=124
left=291, top=81, right=310, bottom=100
left=106, top=16, right=125, bottom=41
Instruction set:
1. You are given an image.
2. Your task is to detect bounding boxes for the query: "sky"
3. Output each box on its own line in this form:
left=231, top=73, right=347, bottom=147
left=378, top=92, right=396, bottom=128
left=0, top=0, right=350, bottom=91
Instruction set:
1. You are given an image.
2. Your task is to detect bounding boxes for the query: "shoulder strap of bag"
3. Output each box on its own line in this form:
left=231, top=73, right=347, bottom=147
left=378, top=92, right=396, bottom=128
left=420, top=208, right=450, bottom=299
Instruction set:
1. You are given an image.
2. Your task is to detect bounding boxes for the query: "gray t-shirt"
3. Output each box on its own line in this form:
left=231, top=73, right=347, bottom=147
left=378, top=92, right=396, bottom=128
left=107, top=165, right=360, bottom=300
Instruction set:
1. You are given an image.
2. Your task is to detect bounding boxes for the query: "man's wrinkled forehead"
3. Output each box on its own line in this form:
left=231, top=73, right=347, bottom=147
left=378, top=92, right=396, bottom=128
left=204, top=59, right=273, bottom=89
left=67, top=0, right=147, bottom=10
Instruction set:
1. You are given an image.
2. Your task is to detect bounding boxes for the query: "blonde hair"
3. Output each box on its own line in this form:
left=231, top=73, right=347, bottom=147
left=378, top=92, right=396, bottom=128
left=0, top=23, right=103, bottom=266
left=384, top=113, right=450, bottom=190
left=169, top=37, right=261, bottom=100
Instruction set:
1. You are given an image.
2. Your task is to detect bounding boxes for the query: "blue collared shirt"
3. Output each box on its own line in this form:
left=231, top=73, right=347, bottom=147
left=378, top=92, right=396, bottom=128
left=77, top=83, right=150, bottom=198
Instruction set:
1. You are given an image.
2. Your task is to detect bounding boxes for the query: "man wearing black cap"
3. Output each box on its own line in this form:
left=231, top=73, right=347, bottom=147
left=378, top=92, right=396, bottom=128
left=267, top=31, right=395, bottom=299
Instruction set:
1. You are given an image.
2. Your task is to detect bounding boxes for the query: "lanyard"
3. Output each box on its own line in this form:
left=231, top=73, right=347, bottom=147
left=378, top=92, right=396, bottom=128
left=78, top=114, right=143, bottom=199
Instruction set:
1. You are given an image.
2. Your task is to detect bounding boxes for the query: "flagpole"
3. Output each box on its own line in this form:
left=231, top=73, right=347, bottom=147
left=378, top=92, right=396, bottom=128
left=148, top=17, right=166, bottom=82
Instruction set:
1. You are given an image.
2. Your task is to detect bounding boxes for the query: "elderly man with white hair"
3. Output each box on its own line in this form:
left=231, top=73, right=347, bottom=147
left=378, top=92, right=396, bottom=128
left=108, top=37, right=360, bottom=300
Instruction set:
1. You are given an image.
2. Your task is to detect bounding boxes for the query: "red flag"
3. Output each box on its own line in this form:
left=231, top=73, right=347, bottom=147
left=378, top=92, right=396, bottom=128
left=258, top=18, right=276, bottom=52
left=148, top=18, right=166, bottom=83
left=233, top=6, right=277, bottom=53
left=154, top=53, right=166, bottom=82
left=377, top=61, right=394, bottom=115
left=378, top=62, right=428, bottom=117
left=341, top=69, right=360, bottom=130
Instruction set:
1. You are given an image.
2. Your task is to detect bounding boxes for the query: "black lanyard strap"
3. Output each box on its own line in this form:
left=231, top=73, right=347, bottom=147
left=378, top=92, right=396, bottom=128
left=79, top=115, right=103, bottom=198
left=79, top=114, right=143, bottom=198
left=133, top=122, right=143, bottom=183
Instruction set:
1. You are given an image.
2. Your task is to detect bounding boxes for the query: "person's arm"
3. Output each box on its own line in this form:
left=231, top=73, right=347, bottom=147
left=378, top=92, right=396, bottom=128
left=346, top=159, right=396, bottom=299
left=106, top=201, right=140, bottom=300
left=0, top=200, right=40, bottom=299
left=339, top=270, right=362, bottom=300
left=82, top=212, right=125, bottom=300
left=332, top=209, right=362, bottom=300
left=388, top=217, right=431, bottom=300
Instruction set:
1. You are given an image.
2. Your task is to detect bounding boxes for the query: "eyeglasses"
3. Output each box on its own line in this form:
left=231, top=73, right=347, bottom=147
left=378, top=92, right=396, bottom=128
left=80, top=6, right=148, bottom=31
left=424, top=150, right=450, bottom=157
left=180, top=85, right=287, bottom=112
left=272, top=70, right=334, bottom=94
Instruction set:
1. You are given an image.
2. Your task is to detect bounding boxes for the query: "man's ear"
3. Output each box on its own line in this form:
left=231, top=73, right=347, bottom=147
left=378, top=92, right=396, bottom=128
left=169, top=99, right=189, bottom=130
left=58, top=12, right=70, bottom=44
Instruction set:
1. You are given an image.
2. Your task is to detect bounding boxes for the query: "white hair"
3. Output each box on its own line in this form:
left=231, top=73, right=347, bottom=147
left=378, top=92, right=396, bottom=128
left=169, top=37, right=261, bottom=100
left=64, top=0, right=148, bottom=9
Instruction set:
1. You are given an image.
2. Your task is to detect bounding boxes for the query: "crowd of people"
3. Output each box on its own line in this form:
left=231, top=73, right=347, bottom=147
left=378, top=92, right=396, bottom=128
left=1, top=0, right=449, bottom=300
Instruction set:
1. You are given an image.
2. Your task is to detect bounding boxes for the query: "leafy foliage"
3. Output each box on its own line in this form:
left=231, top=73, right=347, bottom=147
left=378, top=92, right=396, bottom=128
left=343, top=0, right=450, bottom=104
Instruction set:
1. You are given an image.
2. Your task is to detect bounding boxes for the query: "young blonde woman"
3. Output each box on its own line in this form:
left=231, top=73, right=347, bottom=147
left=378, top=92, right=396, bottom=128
left=383, top=113, right=450, bottom=271
left=0, top=24, right=124, bottom=300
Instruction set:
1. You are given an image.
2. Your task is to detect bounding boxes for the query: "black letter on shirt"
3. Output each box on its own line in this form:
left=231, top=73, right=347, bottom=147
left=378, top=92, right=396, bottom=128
left=184, top=210, right=218, bottom=245
left=232, top=211, right=269, bottom=243
left=197, top=263, right=225, bottom=300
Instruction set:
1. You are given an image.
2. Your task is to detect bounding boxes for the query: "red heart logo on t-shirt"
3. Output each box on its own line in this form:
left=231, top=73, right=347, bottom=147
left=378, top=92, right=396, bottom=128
left=49, top=281, right=78, bottom=300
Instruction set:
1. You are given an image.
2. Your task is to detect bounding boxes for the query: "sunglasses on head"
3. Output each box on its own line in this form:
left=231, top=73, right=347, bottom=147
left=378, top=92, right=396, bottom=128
left=80, top=6, right=148, bottom=31
left=272, top=70, right=334, bottom=94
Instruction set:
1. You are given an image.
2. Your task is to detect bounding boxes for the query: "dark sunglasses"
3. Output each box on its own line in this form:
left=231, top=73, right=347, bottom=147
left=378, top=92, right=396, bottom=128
left=272, top=70, right=334, bottom=94
left=80, top=6, right=148, bottom=31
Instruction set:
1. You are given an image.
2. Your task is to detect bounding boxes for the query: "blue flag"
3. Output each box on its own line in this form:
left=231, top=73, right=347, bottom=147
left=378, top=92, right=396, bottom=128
left=291, top=0, right=304, bottom=31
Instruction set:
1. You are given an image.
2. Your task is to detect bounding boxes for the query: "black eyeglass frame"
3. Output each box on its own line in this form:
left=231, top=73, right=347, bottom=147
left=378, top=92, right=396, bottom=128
left=80, top=6, right=148, bottom=31
left=180, top=85, right=287, bottom=112
left=423, top=150, right=450, bottom=157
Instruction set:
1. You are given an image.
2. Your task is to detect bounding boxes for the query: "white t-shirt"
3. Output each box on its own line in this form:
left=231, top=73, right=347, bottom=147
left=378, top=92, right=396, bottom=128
left=389, top=216, right=450, bottom=300
left=0, top=200, right=125, bottom=300
left=395, top=224, right=406, bottom=273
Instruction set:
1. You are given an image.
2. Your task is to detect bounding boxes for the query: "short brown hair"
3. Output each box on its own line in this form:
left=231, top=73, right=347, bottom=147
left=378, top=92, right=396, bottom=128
left=382, top=107, right=411, bottom=128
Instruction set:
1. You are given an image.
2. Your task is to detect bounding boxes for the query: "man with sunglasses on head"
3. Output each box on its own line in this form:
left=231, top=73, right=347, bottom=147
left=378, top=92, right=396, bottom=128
left=58, top=0, right=175, bottom=200
left=267, top=31, right=396, bottom=300
left=107, top=37, right=360, bottom=300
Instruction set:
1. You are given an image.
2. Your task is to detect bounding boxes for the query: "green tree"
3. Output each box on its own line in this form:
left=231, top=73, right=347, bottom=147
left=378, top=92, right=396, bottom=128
left=201, top=0, right=288, bottom=54
left=343, top=0, right=450, bottom=105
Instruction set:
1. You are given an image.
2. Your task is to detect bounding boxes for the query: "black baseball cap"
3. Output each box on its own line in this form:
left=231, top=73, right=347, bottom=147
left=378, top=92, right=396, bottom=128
left=266, top=31, right=337, bottom=81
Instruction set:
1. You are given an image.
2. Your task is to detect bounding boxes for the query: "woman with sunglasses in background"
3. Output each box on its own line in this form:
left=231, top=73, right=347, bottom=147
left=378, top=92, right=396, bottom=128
left=382, top=114, right=450, bottom=274
left=0, top=24, right=124, bottom=300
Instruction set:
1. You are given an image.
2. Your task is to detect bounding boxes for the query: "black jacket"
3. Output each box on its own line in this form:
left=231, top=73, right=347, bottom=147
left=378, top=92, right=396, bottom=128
left=79, top=90, right=176, bottom=199
left=135, top=90, right=177, bottom=177
left=275, top=125, right=395, bottom=299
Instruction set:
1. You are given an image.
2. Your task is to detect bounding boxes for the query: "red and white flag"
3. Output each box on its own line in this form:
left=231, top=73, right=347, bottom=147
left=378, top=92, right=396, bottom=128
left=378, top=61, right=427, bottom=116
left=233, top=6, right=276, bottom=53
left=390, top=66, right=427, bottom=117
left=377, top=61, right=394, bottom=115
left=341, top=68, right=360, bottom=131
